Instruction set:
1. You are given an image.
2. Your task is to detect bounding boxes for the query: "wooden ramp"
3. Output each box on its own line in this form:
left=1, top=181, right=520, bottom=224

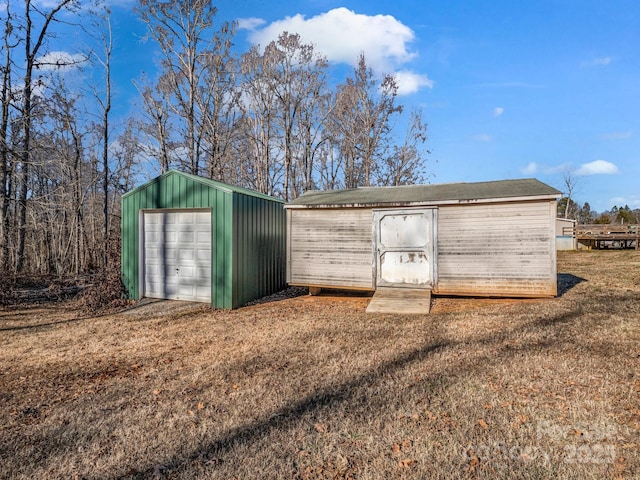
left=366, top=287, right=432, bottom=314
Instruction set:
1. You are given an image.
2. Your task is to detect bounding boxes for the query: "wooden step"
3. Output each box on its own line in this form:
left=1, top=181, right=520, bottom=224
left=366, top=287, right=432, bottom=314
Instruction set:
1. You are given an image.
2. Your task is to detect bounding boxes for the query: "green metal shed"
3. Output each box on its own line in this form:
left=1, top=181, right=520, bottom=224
left=121, top=170, right=286, bottom=309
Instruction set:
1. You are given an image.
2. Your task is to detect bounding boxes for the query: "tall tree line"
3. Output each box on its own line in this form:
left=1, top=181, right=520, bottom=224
left=0, top=0, right=431, bottom=277
left=1, top=1, right=137, bottom=275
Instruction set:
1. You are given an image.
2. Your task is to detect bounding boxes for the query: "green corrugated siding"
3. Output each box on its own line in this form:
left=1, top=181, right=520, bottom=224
left=121, top=170, right=284, bottom=309
left=231, top=192, right=286, bottom=308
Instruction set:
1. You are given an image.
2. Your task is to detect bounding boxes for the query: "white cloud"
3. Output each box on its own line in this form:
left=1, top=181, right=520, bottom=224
left=598, top=131, right=632, bottom=140
left=241, top=8, right=432, bottom=93
left=609, top=196, right=640, bottom=209
left=522, top=162, right=538, bottom=175
left=575, top=160, right=619, bottom=175
left=237, top=17, right=266, bottom=31
left=393, top=70, right=434, bottom=95
left=582, top=57, right=612, bottom=67
left=473, top=133, right=491, bottom=142
left=244, top=8, right=416, bottom=71
left=519, top=161, right=571, bottom=176
left=493, top=107, right=504, bottom=117
left=35, top=51, right=87, bottom=71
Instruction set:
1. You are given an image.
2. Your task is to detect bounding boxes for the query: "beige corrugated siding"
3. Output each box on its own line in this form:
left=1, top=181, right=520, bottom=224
left=288, top=208, right=373, bottom=289
left=436, top=201, right=557, bottom=296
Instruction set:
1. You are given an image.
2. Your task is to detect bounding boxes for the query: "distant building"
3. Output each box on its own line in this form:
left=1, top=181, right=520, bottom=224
left=556, top=218, right=577, bottom=250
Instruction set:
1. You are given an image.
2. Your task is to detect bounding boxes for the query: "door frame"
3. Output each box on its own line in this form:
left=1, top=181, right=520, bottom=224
left=372, top=207, right=437, bottom=289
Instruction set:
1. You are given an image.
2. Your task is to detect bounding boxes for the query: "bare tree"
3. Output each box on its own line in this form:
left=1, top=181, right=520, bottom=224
left=137, top=0, right=232, bottom=176
left=328, top=54, right=401, bottom=188
left=379, top=108, right=430, bottom=186
left=87, top=5, right=113, bottom=267
left=290, top=78, right=331, bottom=196
left=260, top=33, right=329, bottom=200
left=199, top=20, right=239, bottom=182
left=14, top=0, right=78, bottom=272
left=135, top=79, right=173, bottom=173
left=236, top=34, right=331, bottom=199
left=316, top=142, right=343, bottom=190
left=0, top=5, right=17, bottom=268
left=562, top=170, right=578, bottom=219
left=47, top=82, right=88, bottom=274
left=111, top=119, right=141, bottom=195
left=238, top=44, right=279, bottom=195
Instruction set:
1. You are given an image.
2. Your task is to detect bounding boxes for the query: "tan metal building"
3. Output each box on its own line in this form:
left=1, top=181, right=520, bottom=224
left=285, top=178, right=561, bottom=298
left=556, top=218, right=577, bottom=251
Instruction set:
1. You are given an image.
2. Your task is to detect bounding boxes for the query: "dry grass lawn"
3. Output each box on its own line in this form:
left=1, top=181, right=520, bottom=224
left=1, top=250, right=638, bottom=479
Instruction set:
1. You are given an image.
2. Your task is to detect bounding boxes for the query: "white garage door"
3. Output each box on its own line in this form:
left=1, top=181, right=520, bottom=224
left=143, top=210, right=212, bottom=303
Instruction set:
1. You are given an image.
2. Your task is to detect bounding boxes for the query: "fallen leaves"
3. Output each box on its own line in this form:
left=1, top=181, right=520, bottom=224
left=392, top=439, right=412, bottom=453
left=513, top=414, right=529, bottom=429
left=397, top=458, right=416, bottom=468
left=314, top=422, right=328, bottom=434
left=629, top=413, right=640, bottom=431
left=391, top=439, right=416, bottom=469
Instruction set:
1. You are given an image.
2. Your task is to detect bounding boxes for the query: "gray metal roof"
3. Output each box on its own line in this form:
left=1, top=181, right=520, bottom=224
left=287, top=178, right=561, bottom=207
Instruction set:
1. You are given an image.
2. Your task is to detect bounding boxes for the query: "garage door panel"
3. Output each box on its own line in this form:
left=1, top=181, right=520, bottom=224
left=178, top=248, right=195, bottom=262
left=179, top=231, right=195, bottom=243
left=196, top=248, right=211, bottom=261
left=146, top=214, right=160, bottom=225
left=178, top=284, right=195, bottom=296
left=196, top=266, right=211, bottom=281
left=144, top=230, right=178, bottom=241
left=179, top=265, right=195, bottom=278
left=196, top=285, right=211, bottom=298
left=143, top=210, right=212, bottom=303
left=145, top=231, right=160, bottom=243
left=196, top=231, right=210, bottom=243
left=161, top=249, right=178, bottom=261
left=145, top=264, right=161, bottom=276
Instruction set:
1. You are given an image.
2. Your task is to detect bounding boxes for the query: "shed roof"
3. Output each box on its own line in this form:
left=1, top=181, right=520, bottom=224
left=123, top=169, right=283, bottom=203
left=287, top=178, right=561, bottom=208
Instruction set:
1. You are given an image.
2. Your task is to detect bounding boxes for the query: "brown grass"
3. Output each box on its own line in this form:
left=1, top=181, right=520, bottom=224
left=0, top=250, right=638, bottom=479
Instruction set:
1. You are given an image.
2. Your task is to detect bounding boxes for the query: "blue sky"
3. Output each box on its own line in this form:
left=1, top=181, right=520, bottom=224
left=93, top=1, right=640, bottom=211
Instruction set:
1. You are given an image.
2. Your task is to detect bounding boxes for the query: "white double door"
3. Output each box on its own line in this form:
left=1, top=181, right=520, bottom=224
left=374, top=208, right=435, bottom=289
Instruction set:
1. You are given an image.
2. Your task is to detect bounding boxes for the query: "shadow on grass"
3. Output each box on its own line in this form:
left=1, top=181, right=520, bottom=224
left=0, top=298, right=202, bottom=332
left=0, top=302, right=136, bottom=331
left=557, top=273, right=587, bottom=297
left=119, top=300, right=598, bottom=479
left=121, top=340, right=451, bottom=479
left=0, top=313, right=104, bottom=332
left=242, top=286, right=309, bottom=307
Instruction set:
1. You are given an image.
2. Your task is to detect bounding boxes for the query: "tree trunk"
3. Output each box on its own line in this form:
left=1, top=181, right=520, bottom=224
left=16, top=0, right=75, bottom=272
left=0, top=12, right=12, bottom=269
left=101, top=15, right=112, bottom=268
